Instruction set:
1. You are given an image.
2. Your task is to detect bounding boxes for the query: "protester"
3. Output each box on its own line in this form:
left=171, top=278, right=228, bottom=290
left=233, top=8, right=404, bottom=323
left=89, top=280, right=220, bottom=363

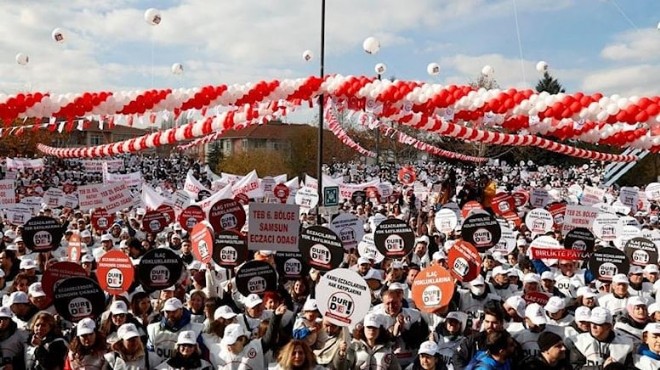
left=25, top=311, right=68, bottom=370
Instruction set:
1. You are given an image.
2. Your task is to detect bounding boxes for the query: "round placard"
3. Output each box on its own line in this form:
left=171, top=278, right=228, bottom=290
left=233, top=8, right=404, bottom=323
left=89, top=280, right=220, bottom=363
left=624, top=237, right=658, bottom=266
left=461, top=201, right=483, bottom=219
left=645, top=183, right=660, bottom=201
left=547, top=203, right=567, bottom=230
left=156, top=204, right=176, bottom=225
left=564, top=227, right=596, bottom=253
left=525, top=208, right=554, bottom=235
left=411, top=265, right=454, bottom=313
left=351, top=191, right=367, bottom=206
left=299, top=226, right=344, bottom=271
left=97, top=249, right=135, bottom=295
left=22, top=216, right=64, bottom=252
left=213, top=230, right=248, bottom=268
left=67, top=233, right=82, bottom=263
left=461, top=213, right=501, bottom=250
left=142, top=210, right=167, bottom=234
left=357, top=233, right=385, bottom=264
left=329, top=213, right=365, bottom=250
left=490, top=225, right=516, bottom=256
left=593, top=213, right=620, bottom=241
left=137, top=248, right=184, bottom=290
left=235, top=260, right=278, bottom=297
left=491, top=192, right=515, bottom=216
left=512, top=191, right=529, bottom=208
left=273, top=184, right=290, bottom=203
left=295, top=186, right=320, bottom=209
left=588, top=247, right=630, bottom=281
left=529, top=235, right=561, bottom=266
left=91, top=208, right=113, bottom=232
left=398, top=167, right=416, bottom=185
left=373, top=219, right=415, bottom=258
left=42, top=261, right=88, bottom=298
left=54, top=277, right=106, bottom=322
left=530, top=188, right=550, bottom=208
left=191, top=223, right=214, bottom=264
left=234, top=193, right=250, bottom=206
left=434, top=209, right=458, bottom=234
left=178, top=205, right=206, bottom=232
left=208, top=199, right=246, bottom=233
left=275, top=251, right=310, bottom=280
left=447, top=241, right=482, bottom=282
left=316, top=268, right=371, bottom=327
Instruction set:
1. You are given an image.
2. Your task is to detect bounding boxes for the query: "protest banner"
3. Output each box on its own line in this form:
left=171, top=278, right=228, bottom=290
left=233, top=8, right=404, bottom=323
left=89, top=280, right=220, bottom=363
left=316, top=269, right=371, bottom=326
left=247, top=203, right=300, bottom=252
left=0, top=180, right=15, bottom=206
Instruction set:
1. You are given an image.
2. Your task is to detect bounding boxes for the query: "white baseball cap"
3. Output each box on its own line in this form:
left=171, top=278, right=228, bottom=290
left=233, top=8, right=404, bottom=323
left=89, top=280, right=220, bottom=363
left=302, top=299, right=318, bottom=312
left=0, top=306, right=11, bottom=318
left=388, top=282, right=406, bottom=291
left=525, top=303, right=548, bottom=326
left=76, top=318, right=96, bottom=336
left=544, top=296, right=566, bottom=314
left=117, top=323, right=140, bottom=341
left=176, top=330, right=197, bottom=346
left=588, top=307, right=613, bottom=325
left=644, top=323, right=660, bottom=335
left=432, top=251, right=447, bottom=261
left=110, top=300, right=129, bottom=315
left=357, top=257, right=371, bottom=265
left=541, top=271, right=555, bottom=281
left=648, top=302, right=660, bottom=316
left=629, top=266, right=643, bottom=275
left=363, top=313, right=382, bottom=328
left=19, top=259, right=37, bottom=270
left=101, top=234, right=113, bottom=242
left=627, top=296, right=647, bottom=308
left=492, top=266, right=509, bottom=276
left=162, top=298, right=183, bottom=312
left=469, top=275, right=485, bottom=286
left=258, top=250, right=276, bottom=256
left=221, top=323, right=248, bottom=345
left=214, top=306, right=238, bottom=321
left=523, top=273, right=541, bottom=284
left=81, top=254, right=95, bottom=263
left=28, top=283, right=46, bottom=298
left=612, top=274, right=629, bottom=285
left=574, top=306, right=591, bottom=323
left=644, top=264, right=659, bottom=274
left=244, top=294, right=263, bottom=309
left=504, top=296, right=526, bottom=319
left=576, top=286, right=597, bottom=299
left=80, top=230, right=91, bottom=238
left=8, top=292, right=28, bottom=305
left=363, top=269, right=384, bottom=281
left=418, top=340, right=439, bottom=356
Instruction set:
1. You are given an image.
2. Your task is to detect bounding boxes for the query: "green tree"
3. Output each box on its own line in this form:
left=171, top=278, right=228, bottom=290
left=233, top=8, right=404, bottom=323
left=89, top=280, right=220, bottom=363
left=206, top=142, right=223, bottom=172
left=219, top=149, right=292, bottom=177
left=536, top=71, right=565, bottom=94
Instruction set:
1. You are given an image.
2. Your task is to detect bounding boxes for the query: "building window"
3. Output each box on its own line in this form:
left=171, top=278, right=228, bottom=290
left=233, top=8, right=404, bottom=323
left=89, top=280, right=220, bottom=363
left=90, top=134, right=102, bottom=146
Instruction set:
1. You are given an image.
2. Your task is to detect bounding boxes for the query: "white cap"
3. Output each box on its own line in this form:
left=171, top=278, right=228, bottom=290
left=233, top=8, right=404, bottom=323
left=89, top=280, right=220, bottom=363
left=629, top=266, right=643, bottom=275
left=14, top=237, right=23, bottom=243
left=110, top=300, right=129, bottom=315
left=612, top=274, right=629, bottom=285
left=28, top=283, right=46, bottom=298
left=364, top=269, right=383, bottom=281
left=544, top=296, right=566, bottom=314
left=644, top=264, right=660, bottom=274
left=644, top=323, right=660, bottom=335
left=525, top=303, right=547, bottom=326
left=9, top=292, right=28, bottom=305
left=19, top=259, right=37, bottom=270
left=5, top=244, right=18, bottom=252
left=221, top=323, right=248, bottom=345
left=492, top=266, right=509, bottom=276
left=627, top=296, right=647, bottom=308
left=0, top=306, right=11, bottom=318
left=432, top=251, right=447, bottom=261
left=117, top=323, right=140, bottom=341
left=244, top=294, right=263, bottom=309
left=576, top=286, right=597, bottom=299
left=163, top=285, right=176, bottom=292
left=541, top=271, right=555, bottom=281
left=357, top=257, right=371, bottom=265
left=258, top=250, right=276, bottom=256
left=363, top=313, right=382, bottom=328
left=4, top=230, right=16, bottom=240
left=101, top=234, right=113, bottom=242
left=188, top=261, right=203, bottom=271
left=575, top=306, right=591, bottom=323
left=80, top=230, right=91, bottom=238
left=81, top=254, right=95, bottom=263
left=162, top=298, right=184, bottom=312
left=504, top=296, right=526, bottom=319
left=302, top=299, right=318, bottom=312
left=418, top=340, right=439, bottom=356
left=523, top=273, right=541, bottom=284
left=214, top=306, right=238, bottom=320
left=649, top=302, right=660, bottom=315
left=176, top=330, right=197, bottom=346
left=388, top=282, right=406, bottom=291
left=391, top=261, right=404, bottom=269
left=588, top=307, right=613, bottom=325
left=76, top=318, right=96, bottom=336
left=469, top=275, right=485, bottom=286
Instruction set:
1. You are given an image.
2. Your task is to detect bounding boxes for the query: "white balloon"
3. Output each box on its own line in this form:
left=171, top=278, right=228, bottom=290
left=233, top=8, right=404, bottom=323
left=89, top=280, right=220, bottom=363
left=427, top=62, right=440, bottom=76
left=302, top=50, right=314, bottom=62
left=482, top=65, right=494, bottom=77
left=536, top=61, right=548, bottom=73
left=144, top=8, right=162, bottom=26
left=15, top=53, right=29, bottom=65
left=362, top=36, right=380, bottom=54
left=374, top=63, right=387, bottom=75
left=171, top=63, right=184, bottom=75
left=51, top=28, right=65, bottom=43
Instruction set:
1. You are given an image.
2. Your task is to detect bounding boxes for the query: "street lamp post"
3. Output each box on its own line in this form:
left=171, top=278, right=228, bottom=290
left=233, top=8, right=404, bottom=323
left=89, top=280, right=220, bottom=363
left=316, top=0, right=326, bottom=224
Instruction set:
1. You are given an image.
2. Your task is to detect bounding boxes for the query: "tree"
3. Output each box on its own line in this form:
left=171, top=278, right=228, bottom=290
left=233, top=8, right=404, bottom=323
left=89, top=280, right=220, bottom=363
left=206, top=142, right=223, bottom=172
left=536, top=71, right=565, bottom=94
left=219, top=149, right=292, bottom=177
left=0, top=118, right=69, bottom=157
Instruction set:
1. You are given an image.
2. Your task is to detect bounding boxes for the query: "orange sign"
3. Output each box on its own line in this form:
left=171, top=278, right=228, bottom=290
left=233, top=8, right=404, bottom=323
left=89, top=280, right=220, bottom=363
left=461, top=201, right=483, bottom=219
left=411, top=265, right=454, bottom=313
left=67, top=233, right=82, bottom=263
left=191, top=223, right=214, bottom=264
left=96, top=250, right=134, bottom=295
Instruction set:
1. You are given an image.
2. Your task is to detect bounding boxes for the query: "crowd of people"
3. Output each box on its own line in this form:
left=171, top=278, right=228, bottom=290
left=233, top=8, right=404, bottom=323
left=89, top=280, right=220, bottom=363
left=0, top=153, right=658, bottom=370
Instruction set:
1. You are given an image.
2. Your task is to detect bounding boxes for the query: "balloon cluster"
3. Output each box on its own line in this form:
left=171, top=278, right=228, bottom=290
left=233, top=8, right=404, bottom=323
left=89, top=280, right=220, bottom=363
left=325, top=107, right=376, bottom=158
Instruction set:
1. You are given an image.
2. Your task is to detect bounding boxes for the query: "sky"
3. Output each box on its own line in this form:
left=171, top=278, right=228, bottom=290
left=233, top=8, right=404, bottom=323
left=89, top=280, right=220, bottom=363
left=1, top=0, right=658, bottom=114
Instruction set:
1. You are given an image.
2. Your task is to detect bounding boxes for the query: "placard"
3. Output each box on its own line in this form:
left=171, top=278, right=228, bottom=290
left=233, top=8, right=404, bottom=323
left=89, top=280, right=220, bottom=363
left=411, top=265, right=454, bottom=313
left=434, top=208, right=458, bottom=234
left=523, top=292, right=550, bottom=306
left=137, top=249, right=184, bottom=290
left=191, top=223, right=214, bottom=264
left=53, top=277, right=105, bottom=322
left=548, top=203, right=567, bottom=230
left=624, top=237, right=658, bottom=266
left=581, top=186, right=606, bottom=206
left=178, top=205, right=206, bottom=232
left=562, top=205, right=598, bottom=236
left=529, top=236, right=561, bottom=266
left=491, top=192, right=515, bottom=216
left=213, top=230, right=248, bottom=268
left=645, top=183, right=660, bottom=201
left=91, top=208, right=113, bottom=232
left=398, top=167, right=416, bottom=185
left=373, top=219, right=415, bottom=258
left=208, top=199, right=246, bottom=233
left=613, top=225, right=642, bottom=251
left=0, top=180, right=16, bottom=206
left=22, top=216, right=64, bottom=252
left=142, top=211, right=167, bottom=234
left=525, top=208, right=554, bottom=235
left=42, top=262, right=88, bottom=298
left=461, top=213, right=501, bottom=250
left=316, top=268, right=371, bottom=326
left=564, top=228, right=596, bottom=253
left=275, top=251, right=309, bottom=280
left=447, top=241, right=482, bottom=282
left=97, top=250, right=134, bottom=295
left=156, top=204, right=176, bottom=225
left=273, top=183, right=290, bottom=203
left=248, top=203, right=300, bottom=252
left=299, top=226, right=344, bottom=271
left=490, top=225, right=516, bottom=255
left=329, top=213, right=365, bottom=250
left=77, top=184, right=105, bottom=211
left=593, top=213, right=620, bottom=241
left=67, top=234, right=82, bottom=263
left=530, top=188, right=550, bottom=208
left=295, top=186, right=319, bottom=210
left=357, top=233, right=385, bottom=264
left=235, top=260, right=278, bottom=296
left=512, top=191, right=529, bottom=208
left=588, top=247, right=630, bottom=281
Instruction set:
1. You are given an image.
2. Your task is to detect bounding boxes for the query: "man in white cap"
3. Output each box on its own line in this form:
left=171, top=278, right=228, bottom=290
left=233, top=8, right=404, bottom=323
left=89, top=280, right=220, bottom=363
left=633, top=322, right=660, bottom=370
left=93, top=234, right=115, bottom=262
left=0, top=305, right=29, bottom=369
left=598, top=274, right=631, bottom=316
left=146, top=297, right=206, bottom=368
left=510, top=303, right=568, bottom=357
left=435, top=311, right=468, bottom=366
left=614, top=296, right=650, bottom=345
left=488, top=266, right=517, bottom=300
left=8, top=291, right=37, bottom=330
left=155, top=330, right=212, bottom=369
left=236, top=294, right=273, bottom=337
left=649, top=302, right=660, bottom=322
left=544, top=296, right=574, bottom=327
left=572, top=306, right=592, bottom=334
left=628, top=266, right=654, bottom=299
left=565, top=307, right=634, bottom=369
left=502, top=295, right=526, bottom=328
left=105, top=323, right=154, bottom=369
left=458, top=275, right=502, bottom=330
left=28, top=282, right=55, bottom=314
left=410, top=236, right=431, bottom=268
left=643, top=264, right=659, bottom=284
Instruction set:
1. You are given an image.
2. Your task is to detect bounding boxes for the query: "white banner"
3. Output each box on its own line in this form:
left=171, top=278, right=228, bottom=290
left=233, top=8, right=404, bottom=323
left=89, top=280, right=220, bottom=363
left=248, top=202, right=300, bottom=252
left=101, top=183, right=139, bottom=214
left=141, top=184, right=168, bottom=210
left=82, top=159, right=124, bottom=173
left=6, top=158, right=45, bottom=171
left=104, top=171, right=143, bottom=187
left=581, top=186, right=605, bottom=206
left=42, top=188, right=65, bottom=208
left=0, top=180, right=15, bottom=206
left=196, top=184, right=233, bottom=214
left=184, top=171, right=211, bottom=198
left=78, top=184, right=106, bottom=211
left=232, top=170, right=264, bottom=199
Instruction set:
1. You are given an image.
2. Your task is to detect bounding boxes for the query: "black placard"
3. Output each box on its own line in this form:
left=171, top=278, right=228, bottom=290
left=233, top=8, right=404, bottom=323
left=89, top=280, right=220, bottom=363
left=588, top=247, right=630, bottom=281
left=624, top=237, right=658, bottom=266
left=53, top=277, right=105, bottom=322
left=208, top=199, right=246, bottom=233
left=275, top=251, right=309, bottom=280
left=213, top=230, right=249, bottom=267
left=22, top=216, right=64, bottom=252
left=235, top=260, right=278, bottom=296
left=461, top=213, right=502, bottom=250
left=299, top=226, right=344, bottom=271
left=564, top=227, right=596, bottom=253
left=373, top=219, right=415, bottom=258
left=137, top=248, right=184, bottom=290
left=351, top=191, right=367, bottom=206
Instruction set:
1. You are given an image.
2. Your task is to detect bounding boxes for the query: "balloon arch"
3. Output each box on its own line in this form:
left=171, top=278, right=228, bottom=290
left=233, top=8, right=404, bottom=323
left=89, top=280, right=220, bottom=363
left=6, top=75, right=655, bottom=162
